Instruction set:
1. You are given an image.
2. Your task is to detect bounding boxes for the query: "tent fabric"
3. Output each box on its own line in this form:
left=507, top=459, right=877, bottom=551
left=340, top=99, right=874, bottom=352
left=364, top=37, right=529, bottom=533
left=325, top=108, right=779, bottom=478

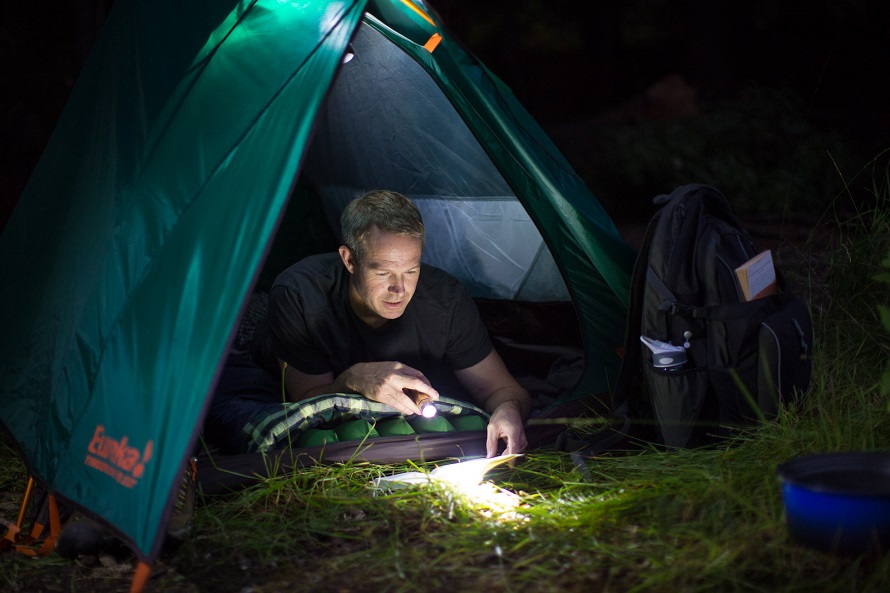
left=0, top=0, right=635, bottom=564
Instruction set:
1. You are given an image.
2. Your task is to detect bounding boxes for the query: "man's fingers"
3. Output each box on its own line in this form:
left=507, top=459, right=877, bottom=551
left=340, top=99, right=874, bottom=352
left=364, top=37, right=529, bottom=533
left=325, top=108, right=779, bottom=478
left=372, top=390, right=417, bottom=416
left=485, top=419, right=528, bottom=458
left=486, top=426, right=500, bottom=458
left=408, top=381, right=439, bottom=400
left=373, top=362, right=436, bottom=400
left=397, top=371, right=437, bottom=399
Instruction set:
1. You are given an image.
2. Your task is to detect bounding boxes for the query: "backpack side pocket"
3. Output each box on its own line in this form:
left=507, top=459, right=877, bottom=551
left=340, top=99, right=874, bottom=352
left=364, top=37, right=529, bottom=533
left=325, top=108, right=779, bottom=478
left=646, top=365, right=713, bottom=448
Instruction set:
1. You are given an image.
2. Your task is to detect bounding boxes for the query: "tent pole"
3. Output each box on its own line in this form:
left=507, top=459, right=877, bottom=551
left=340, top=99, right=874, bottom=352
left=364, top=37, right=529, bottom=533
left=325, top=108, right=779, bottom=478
left=15, top=476, right=36, bottom=531
left=0, top=476, right=34, bottom=549
left=2, top=477, right=62, bottom=556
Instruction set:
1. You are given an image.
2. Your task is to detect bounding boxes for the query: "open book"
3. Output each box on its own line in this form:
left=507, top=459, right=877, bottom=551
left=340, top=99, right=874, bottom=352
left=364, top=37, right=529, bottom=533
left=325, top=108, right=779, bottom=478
left=735, top=250, right=778, bottom=301
left=371, top=454, right=521, bottom=490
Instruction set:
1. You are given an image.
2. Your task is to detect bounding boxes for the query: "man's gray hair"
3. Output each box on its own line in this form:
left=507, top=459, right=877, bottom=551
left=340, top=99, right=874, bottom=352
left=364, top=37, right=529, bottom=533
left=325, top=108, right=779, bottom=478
left=340, top=190, right=425, bottom=261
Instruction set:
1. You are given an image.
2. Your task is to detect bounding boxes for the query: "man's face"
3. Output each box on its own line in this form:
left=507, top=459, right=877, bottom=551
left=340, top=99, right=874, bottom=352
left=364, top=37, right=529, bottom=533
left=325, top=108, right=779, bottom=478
left=339, top=225, right=422, bottom=328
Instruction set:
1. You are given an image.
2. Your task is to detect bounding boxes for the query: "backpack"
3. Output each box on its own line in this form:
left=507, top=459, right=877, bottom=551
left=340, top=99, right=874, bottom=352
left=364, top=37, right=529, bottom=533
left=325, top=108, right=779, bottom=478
left=576, top=184, right=814, bottom=453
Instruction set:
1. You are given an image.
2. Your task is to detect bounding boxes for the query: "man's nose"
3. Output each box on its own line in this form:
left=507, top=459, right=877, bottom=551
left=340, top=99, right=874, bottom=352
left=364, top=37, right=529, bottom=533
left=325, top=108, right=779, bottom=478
left=389, top=276, right=405, bottom=295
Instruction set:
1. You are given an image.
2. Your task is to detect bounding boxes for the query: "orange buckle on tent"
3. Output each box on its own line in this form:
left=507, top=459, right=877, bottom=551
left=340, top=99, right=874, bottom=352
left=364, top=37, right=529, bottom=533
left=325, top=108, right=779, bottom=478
left=424, top=33, right=442, bottom=53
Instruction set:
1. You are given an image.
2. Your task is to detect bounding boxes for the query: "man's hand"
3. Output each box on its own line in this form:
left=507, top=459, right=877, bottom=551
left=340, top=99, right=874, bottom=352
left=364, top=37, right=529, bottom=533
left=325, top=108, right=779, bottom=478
left=485, top=399, right=528, bottom=457
left=280, top=360, right=438, bottom=415
left=339, top=361, right=439, bottom=416
left=454, top=350, right=531, bottom=458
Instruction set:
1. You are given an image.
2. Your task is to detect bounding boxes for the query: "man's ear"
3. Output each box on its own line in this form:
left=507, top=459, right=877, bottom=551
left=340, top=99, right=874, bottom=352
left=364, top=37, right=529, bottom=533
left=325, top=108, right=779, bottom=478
left=338, top=245, right=355, bottom=274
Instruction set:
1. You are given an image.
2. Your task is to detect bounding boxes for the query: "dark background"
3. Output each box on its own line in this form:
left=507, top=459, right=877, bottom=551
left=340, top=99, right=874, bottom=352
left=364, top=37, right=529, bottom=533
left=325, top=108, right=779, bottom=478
left=438, top=1, right=889, bottom=124
left=3, top=0, right=888, bottom=229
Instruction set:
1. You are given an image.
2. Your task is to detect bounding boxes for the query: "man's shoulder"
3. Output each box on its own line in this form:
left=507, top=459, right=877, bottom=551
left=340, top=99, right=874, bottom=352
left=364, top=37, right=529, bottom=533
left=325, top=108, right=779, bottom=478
left=417, top=263, right=468, bottom=304
left=419, top=262, right=461, bottom=286
left=274, top=253, right=343, bottom=288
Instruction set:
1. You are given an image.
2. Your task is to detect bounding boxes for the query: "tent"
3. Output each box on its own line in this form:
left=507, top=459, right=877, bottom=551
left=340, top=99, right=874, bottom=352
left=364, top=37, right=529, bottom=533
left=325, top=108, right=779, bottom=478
left=0, top=0, right=636, bottom=582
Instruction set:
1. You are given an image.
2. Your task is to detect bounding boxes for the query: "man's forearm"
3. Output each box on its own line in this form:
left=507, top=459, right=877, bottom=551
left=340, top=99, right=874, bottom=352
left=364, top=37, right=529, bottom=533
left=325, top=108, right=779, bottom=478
left=280, top=361, right=341, bottom=402
left=481, top=385, right=531, bottom=420
left=286, top=371, right=355, bottom=401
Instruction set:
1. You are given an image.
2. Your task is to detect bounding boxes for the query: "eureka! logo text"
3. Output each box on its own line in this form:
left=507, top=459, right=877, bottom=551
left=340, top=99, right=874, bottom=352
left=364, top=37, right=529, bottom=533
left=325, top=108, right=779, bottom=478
left=84, top=425, right=153, bottom=488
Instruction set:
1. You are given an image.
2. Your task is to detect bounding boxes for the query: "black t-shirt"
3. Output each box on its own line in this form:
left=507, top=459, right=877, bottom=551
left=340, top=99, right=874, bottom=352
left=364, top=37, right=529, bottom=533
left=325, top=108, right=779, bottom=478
left=252, top=253, right=492, bottom=398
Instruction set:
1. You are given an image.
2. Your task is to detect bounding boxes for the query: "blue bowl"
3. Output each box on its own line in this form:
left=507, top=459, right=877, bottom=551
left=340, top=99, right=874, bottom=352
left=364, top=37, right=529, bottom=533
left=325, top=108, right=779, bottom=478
left=777, top=452, right=890, bottom=555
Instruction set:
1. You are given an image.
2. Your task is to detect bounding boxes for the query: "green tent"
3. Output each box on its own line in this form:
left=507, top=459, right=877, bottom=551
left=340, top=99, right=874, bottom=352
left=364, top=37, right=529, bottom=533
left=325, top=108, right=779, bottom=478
left=0, top=0, right=634, bottom=571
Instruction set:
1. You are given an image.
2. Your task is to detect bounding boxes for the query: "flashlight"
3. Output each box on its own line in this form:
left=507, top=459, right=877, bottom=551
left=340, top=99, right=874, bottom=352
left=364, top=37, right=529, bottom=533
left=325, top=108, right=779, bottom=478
left=405, top=389, right=437, bottom=418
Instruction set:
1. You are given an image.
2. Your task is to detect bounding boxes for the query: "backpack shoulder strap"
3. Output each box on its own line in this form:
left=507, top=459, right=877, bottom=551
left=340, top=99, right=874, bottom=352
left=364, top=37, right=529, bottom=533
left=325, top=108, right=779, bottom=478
left=611, top=191, right=673, bottom=413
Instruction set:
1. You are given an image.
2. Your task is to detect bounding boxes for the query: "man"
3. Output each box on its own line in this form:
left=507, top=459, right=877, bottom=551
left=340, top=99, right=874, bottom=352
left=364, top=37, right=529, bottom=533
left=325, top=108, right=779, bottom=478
left=251, top=190, right=530, bottom=456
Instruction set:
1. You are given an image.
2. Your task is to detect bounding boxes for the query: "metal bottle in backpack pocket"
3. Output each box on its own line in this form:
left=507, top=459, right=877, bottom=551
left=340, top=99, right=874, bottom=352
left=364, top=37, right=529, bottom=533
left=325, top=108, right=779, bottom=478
left=640, top=336, right=688, bottom=371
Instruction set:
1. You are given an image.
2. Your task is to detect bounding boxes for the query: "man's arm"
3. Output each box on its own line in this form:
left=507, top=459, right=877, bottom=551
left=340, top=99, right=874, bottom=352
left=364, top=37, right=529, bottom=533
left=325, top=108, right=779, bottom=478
left=279, top=359, right=439, bottom=416
left=454, top=350, right=531, bottom=457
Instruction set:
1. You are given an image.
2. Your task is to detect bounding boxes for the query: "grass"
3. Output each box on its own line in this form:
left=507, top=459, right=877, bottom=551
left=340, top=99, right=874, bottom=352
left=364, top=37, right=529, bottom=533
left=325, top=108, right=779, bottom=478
left=2, top=160, right=890, bottom=592
left=164, top=164, right=890, bottom=593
